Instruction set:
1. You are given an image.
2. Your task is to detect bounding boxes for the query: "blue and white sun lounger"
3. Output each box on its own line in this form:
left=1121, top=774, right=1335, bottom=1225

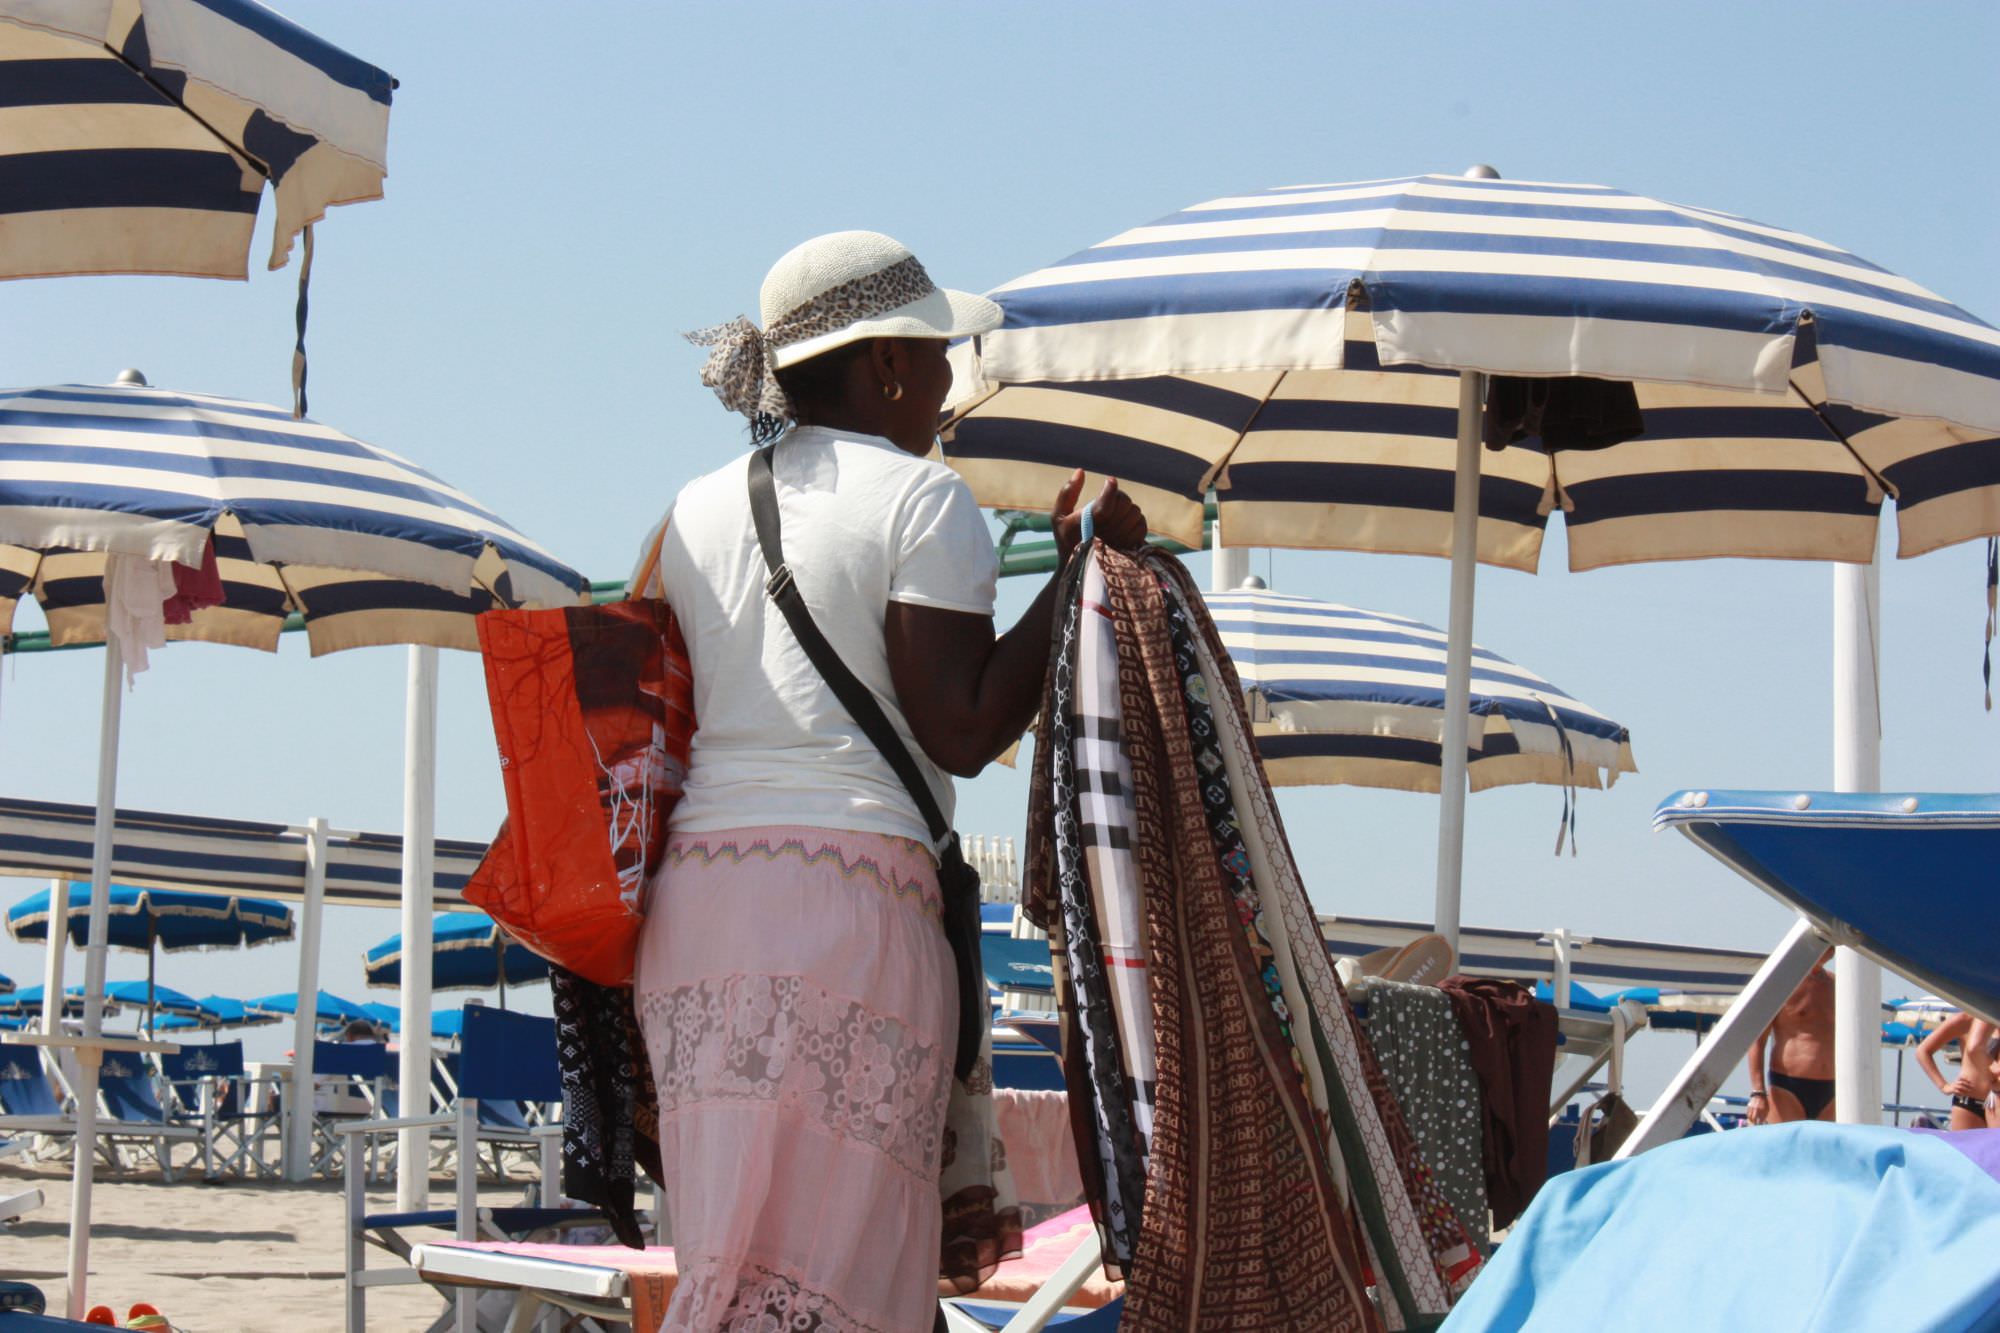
left=1619, top=790, right=2000, bottom=1157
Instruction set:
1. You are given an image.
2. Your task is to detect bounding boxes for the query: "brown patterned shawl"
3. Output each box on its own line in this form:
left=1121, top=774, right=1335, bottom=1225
left=1095, top=544, right=1380, bottom=1333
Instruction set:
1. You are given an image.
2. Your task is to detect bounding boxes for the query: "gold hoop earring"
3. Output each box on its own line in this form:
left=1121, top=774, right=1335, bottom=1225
left=883, top=382, right=904, bottom=401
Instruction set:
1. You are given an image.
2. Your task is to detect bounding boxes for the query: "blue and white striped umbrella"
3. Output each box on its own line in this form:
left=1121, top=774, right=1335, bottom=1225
left=0, top=0, right=393, bottom=282
left=0, top=381, right=588, bottom=653
left=1208, top=588, right=1634, bottom=794
left=948, top=173, right=2000, bottom=568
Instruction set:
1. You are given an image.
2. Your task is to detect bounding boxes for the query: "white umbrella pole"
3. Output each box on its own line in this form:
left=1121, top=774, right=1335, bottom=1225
left=65, top=636, right=123, bottom=1317
left=40, top=878, right=67, bottom=1038
left=1211, top=545, right=1251, bottom=593
left=1433, top=371, right=1485, bottom=961
left=1832, top=553, right=1883, bottom=1125
left=284, top=818, right=329, bottom=1180
left=397, top=645, right=439, bottom=1212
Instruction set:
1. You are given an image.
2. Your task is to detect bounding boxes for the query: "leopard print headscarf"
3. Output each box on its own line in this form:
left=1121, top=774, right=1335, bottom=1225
left=683, top=255, right=937, bottom=425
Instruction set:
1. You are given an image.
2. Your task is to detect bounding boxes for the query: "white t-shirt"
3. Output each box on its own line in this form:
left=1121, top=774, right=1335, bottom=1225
left=639, top=426, right=998, bottom=847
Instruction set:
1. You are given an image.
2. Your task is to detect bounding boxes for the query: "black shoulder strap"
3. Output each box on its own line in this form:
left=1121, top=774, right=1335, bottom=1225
left=747, top=444, right=954, bottom=852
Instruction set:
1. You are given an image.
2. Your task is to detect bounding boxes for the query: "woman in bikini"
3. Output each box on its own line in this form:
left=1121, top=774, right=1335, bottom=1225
left=1915, top=1010, right=1997, bottom=1131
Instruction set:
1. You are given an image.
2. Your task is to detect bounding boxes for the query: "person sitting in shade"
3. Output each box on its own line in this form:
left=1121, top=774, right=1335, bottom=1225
left=1915, top=1010, right=1997, bottom=1131
left=1744, top=949, right=1836, bottom=1124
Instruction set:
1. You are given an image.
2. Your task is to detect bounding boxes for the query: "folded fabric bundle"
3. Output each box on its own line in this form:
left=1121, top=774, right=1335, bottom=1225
left=1351, top=976, right=1492, bottom=1253
left=1439, top=976, right=1558, bottom=1229
left=1025, top=544, right=1481, bottom=1332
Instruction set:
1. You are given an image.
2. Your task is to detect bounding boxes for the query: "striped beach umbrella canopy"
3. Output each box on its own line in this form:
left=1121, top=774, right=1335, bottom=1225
left=0, top=380, right=588, bottom=654
left=948, top=174, right=2000, bottom=564
left=0, top=971, right=11, bottom=995
left=1208, top=587, right=1634, bottom=794
left=0, top=0, right=393, bottom=283
left=363, top=911, right=550, bottom=997
left=949, top=170, right=2000, bottom=953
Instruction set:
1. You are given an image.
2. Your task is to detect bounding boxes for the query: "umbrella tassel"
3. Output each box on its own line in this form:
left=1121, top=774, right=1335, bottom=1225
left=1539, top=697, right=1579, bottom=857
left=291, top=225, right=314, bottom=420
left=1984, top=538, right=1996, bottom=712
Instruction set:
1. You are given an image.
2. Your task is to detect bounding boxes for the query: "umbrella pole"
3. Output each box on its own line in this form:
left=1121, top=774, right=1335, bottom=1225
left=65, top=636, right=124, bottom=1317
left=283, top=819, right=329, bottom=1180
left=39, top=879, right=67, bottom=1038
left=1432, top=371, right=1485, bottom=962
left=397, top=646, right=439, bottom=1212
left=145, top=921, right=156, bottom=1040
left=1832, top=551, right=1884, bottom=1125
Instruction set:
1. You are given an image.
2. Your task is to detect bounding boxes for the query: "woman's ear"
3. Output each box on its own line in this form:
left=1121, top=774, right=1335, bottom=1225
left=866, top=337, right=900, bottom=392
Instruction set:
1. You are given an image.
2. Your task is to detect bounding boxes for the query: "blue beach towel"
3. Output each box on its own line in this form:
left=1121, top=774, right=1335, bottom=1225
left=1444, top=1125, right=2000, bottom=1332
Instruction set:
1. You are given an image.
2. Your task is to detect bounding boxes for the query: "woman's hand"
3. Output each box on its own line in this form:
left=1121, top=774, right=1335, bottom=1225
left=1052, top=469, right=1148, bottom=563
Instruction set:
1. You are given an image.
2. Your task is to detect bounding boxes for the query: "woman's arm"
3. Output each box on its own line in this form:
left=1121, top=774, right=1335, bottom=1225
left=1915, top=1012, right=1972, bottom=1093
left=887, top=471, right=1146, bottom=777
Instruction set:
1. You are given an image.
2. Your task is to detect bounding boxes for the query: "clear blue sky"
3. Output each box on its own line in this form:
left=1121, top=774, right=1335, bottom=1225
left=1, top=3, right=1994, bottom=1099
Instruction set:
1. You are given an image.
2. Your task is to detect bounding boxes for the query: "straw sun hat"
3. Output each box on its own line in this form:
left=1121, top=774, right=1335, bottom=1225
left=686, top=230, right=1001, bottom=426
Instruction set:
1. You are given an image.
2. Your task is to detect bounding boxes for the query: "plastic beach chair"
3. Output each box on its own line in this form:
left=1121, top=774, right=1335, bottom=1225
left=338, top=1006, right=609, bottom=1333
left=95, top=1052, right=201, bottom=1180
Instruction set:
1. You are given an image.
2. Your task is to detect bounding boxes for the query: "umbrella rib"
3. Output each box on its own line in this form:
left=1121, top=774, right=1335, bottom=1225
left=96, top=43, right=269, bottom=178
left=1786, top=380, right=1898, bottom=503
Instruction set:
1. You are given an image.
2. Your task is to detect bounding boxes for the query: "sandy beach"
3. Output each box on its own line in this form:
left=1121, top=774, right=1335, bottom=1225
left=1, top=1153, right=543, bottom=1331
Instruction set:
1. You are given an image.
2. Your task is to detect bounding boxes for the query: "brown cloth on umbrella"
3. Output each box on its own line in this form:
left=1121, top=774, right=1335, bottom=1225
left=1438, top=976, right=1559, bottom=1229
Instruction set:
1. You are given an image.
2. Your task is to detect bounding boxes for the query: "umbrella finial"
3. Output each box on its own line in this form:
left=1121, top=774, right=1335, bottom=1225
left=112, top=369, right=148, bottom=387
left=1462, top=164, right=1501, bottom=180
left=1239, top=575, right=1267, bottom=590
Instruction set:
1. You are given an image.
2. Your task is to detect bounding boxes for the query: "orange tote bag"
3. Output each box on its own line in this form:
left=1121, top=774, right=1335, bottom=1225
left=466, top=599, right=693, bottom=986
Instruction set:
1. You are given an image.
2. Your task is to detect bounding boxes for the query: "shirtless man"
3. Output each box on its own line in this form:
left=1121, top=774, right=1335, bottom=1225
left=1744, top=949, right=1836, bottom=1124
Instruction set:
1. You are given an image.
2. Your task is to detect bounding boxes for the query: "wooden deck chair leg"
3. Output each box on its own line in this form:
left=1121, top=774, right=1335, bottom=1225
left=1617, top=916, right=1828, bottom=1159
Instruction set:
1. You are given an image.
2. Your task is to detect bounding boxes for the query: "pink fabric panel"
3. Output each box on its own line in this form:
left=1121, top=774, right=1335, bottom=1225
left=995, top=1087, right=1084, bottom=1210
left=635, top=826, right=956, bottom=1333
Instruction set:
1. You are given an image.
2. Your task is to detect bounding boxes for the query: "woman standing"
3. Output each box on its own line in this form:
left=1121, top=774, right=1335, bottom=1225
left=633, top=230, right=1143, bottom=1332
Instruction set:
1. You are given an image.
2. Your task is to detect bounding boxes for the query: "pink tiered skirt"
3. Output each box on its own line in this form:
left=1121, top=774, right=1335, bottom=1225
left=636, top=826, right=957, bottom=1333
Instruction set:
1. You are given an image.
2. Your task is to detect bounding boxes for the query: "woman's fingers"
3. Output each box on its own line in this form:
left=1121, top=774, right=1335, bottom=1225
left=1051, top=469, right=1087, bottom=520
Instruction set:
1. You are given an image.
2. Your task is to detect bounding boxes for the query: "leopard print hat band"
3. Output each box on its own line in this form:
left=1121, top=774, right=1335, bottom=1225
left=684, top=254, right=940, bottom=423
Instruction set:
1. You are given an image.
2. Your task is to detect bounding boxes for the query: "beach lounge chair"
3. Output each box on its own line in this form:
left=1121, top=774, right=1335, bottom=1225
left=339, top=1007, right=607, bottom=1333
left=1625, top=790, right=2000, bottom=1156
left=0, top=1138, right=42, bottom=1229
left=406, top=1204, right=1126, bottom=1333
left=95, top=1052, right=201, bottom=1180
left=0, top=1044, right=75, bottom=1163
left=310, top=1040, right=393, bottom=1178
left=159, top=1040, right=268, bottom=1179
